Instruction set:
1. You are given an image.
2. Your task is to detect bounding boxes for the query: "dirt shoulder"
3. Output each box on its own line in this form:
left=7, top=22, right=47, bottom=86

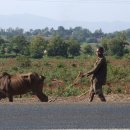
left=0, top=94, right=130, bottom=104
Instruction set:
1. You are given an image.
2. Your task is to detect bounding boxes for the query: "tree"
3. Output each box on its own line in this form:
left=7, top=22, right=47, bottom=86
left=0, top=45, right=5, bottom=54
left=109, top=38, right=124, bottom=56
left=71, top=27, right=85, bottom=43
left=57, top=26, right=65, bottom=37
left=101, top=32, right=129, bottom=56
left=42, top=27, right=50, bottom=36
left=93, top=29, right=104, bottom=38
left=0, top=37, right=9, bottom=54
left=0, top=37, right=5, bottom=45
left=100, top=37, right=110, bottom=55
left=47, top=36, right=68, bottom=57
left=81, top=44, right=93, bottom=55
left=66, top=38, right=80, bottom=57
left=11, top=35, right=28, bottom=55
left=12, top=46, right=20, bottom=56
left=29, top=35, right=47, bottom=58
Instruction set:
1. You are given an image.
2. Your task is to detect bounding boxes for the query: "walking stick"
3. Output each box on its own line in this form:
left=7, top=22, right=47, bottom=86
left=69, top=71, right=86, bottom=87
left=49, top=71, right=85, bottom=102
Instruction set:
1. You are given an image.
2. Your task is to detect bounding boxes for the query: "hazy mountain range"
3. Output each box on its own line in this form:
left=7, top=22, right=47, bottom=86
left=0, top=14, right=130, bottom=33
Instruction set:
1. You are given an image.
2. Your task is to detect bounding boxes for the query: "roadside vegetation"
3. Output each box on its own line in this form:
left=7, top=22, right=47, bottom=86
left=0, top=55, right=130, bottom=97
left=0, top=27, right=130, bottom=97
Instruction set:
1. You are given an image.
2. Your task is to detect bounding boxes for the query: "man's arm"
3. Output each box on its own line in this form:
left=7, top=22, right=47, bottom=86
left=87, top=58, right=104, bottom=76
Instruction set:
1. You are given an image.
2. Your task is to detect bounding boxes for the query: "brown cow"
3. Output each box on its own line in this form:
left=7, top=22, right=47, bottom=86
left=0, top=72, right=48, bottom=102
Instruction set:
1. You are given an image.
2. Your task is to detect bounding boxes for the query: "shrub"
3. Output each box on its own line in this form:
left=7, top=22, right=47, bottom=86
left=107, top=64, right=128, bottom=82
left=63, top=85, right=81, bottom=97
left=103, top=86, right=112, bottom=94
left=12, top=66, right=18, bottom=71
left=115, top=86, right=123, bottom=94
left=57, top=63, right=65, bottom=68
left=72, top=63, right=77, bottom=67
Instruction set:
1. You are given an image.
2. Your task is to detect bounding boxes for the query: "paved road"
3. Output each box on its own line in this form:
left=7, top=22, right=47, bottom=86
left=0, top=102, right=130, bottom=129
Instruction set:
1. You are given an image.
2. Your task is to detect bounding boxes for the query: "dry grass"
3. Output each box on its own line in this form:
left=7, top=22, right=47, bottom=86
left=0, top=94, right=130, bottom=104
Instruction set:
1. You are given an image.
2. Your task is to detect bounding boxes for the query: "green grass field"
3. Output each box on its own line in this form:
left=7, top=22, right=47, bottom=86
left=0, top=56, right=130, bottom=97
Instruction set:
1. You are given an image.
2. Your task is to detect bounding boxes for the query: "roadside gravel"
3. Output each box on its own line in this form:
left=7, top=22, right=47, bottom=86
left=0, top=94, right=130, bottom=104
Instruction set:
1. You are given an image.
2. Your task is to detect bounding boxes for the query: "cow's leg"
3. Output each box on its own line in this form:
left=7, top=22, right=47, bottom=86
left=34, top=91, right=48, bottom=102
left=20, top=94, right=22, bottom=98
left=8, top=93, right=13, bottom=102
left=98, top=93, right=106, bottom=102
left=0, top=90, right=7, bottom=100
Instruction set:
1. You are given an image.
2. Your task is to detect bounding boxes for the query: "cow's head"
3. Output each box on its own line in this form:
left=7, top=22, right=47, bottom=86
left=28, top=72, right=46, bottom=87
left=0, top=91, right=6, bottom=100
left=0, top=72, right=11, bottom=100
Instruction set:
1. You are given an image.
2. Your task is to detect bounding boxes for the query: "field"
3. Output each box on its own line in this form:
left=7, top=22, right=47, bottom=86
left=0, top=56, right=130, bottom=100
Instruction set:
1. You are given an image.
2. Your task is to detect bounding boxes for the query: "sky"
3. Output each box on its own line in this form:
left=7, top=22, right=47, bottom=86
left=0, top=0, right=130, bottom=22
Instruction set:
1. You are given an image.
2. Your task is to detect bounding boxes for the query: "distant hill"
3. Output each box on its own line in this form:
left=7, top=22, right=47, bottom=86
left=0, top=14, right=130, bottom=33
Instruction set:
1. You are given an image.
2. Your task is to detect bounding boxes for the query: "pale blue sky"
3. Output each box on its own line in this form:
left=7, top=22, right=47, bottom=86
left=0, top=0, right=130, bottom=22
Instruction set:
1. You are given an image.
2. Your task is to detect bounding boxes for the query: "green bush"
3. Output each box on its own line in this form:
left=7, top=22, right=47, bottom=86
left=115, top=86, right=123, bottom=94
left=12, top=66, right=18, bottom=71
left=63, top=85, right=81, bottom=97
left=103, top=86, right=112, bottom=94
left=107, top=64, right=128, bottom=82
left=57, top=63, right=65, bottom=68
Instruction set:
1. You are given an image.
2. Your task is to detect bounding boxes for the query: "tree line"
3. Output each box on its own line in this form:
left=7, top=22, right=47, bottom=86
left=0, top=26, right=130, bottom=58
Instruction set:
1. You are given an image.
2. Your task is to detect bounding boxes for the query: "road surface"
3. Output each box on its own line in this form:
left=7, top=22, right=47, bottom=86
left=0, top=102, right=130, bottom=129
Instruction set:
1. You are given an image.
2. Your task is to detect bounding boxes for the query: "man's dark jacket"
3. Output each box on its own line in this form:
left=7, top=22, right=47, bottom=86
left=88, top=56, right=107, bottom=85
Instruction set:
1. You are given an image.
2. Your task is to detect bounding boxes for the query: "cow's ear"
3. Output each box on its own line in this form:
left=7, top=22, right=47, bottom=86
left=40, top=75, right=46, bottom=80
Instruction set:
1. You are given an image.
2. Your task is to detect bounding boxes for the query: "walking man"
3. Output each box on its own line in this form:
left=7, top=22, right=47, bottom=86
left=82, top=47, right=107, bottom=102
